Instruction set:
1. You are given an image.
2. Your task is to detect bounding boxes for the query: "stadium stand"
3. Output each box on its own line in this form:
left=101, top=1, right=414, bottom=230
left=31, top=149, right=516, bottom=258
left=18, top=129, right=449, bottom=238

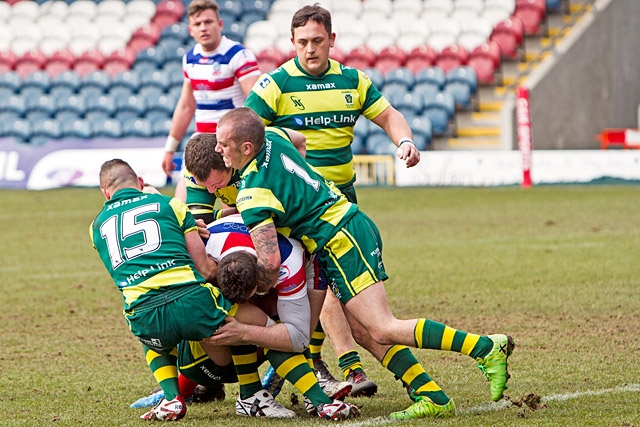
left=0, top=0, right=586, bottom=151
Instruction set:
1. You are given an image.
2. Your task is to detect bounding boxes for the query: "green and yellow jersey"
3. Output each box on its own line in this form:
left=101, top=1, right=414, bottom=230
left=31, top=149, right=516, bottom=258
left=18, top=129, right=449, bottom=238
left=90, top=188, right=203, bottom=311
left=236, top=127, right=358, bottom=254
left=244, top=58, right=390, bottom=189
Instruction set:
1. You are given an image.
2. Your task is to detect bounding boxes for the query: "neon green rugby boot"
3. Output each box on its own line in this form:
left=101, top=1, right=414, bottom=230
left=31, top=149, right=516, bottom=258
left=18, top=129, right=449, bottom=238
left=389, top=396, right=456, bottom=420
left=476, top=334, right=515, bottom=401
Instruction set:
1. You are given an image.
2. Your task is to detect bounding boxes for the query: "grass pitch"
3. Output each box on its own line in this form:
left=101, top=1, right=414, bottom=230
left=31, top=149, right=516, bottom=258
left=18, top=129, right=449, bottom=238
left=1, top=185, right=639, bottom=426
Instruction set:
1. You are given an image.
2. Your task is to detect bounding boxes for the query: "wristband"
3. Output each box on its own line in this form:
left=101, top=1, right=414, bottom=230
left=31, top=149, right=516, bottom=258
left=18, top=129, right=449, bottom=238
left=398, top=138, right=415, bottom=148
left=164, top=135, right=180, bottom=152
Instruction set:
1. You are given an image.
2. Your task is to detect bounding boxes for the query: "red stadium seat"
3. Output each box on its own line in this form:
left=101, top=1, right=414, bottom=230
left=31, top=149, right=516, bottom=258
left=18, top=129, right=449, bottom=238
left=15, top=49, right=46, bottom=77
left=435, top=43, right=469, bottom=74
left=467, top=40, right=502, bottom=85
left=344, top=46, right=377, bottom=70
left=329, top=46, right=346, bottom=64
left=130, top=22, right=162, bottom=52
left=103, top=46, right=137, bottom=76
left=0, top=50, right=17, bottom=73
left=514, top=0, right=547, bottom=36
left=256, top=46, right=285, bottom=73
left=153, top=0, right=185, bottom=29
left=74, top=48, right=105, bottom=78
left=404, top=44, right=437, bottom=73
left=490, top=16, right=525, bottom=61
left=374, top=45, right=407, bottom=75
left=44, top=49, right=75, bottom=77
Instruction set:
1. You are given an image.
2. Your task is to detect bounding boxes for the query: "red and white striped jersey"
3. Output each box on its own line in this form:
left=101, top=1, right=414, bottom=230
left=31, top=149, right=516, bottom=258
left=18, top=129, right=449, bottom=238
left=183, top=37, right=260, bottom=133
left=205, top=214, right=307, bottom=299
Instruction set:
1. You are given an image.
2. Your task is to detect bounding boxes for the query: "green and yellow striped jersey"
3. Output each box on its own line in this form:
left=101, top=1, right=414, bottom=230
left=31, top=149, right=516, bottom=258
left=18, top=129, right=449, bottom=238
left=236, top=127, right=359, bottom=254
left=90, top=188, right=204, bottom=311
left=244, top=58, right=390, bottom=188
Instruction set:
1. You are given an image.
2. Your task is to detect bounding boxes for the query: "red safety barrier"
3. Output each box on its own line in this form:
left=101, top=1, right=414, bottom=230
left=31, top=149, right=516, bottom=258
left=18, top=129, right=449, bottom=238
left=597, top=129, right=640, bottom=149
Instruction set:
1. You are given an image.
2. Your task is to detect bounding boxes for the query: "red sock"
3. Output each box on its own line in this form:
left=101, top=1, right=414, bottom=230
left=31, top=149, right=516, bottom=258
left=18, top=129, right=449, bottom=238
left=178, top=373, right=197, bottom=398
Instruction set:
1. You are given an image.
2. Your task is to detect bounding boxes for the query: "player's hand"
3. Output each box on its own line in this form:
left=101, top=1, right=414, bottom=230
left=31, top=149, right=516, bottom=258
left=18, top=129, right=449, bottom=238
left=196, top=219, right=210, bottom=239
left=397, top=141, right=420, bottom=168
left=161, top=151, right=176, bottom=177
left=205, top=317, right=247, bottom=346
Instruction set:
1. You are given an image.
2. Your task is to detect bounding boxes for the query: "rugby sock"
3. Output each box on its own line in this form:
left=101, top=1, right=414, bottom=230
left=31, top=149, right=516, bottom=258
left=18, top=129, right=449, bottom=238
left=309, top=322, right=326, bottom=361
left=265, top=349, right=331, bottom=407
left=338, top=350, right=364, bottom=380
left=230, top=345, right=263, bottom=399
left=414, top=318, right=493, bottom=359
left=144, top=346, right=180, bottom=401
left=382, top=345, right=450, bottom=405
left=178, top=373, right=198, bottom=399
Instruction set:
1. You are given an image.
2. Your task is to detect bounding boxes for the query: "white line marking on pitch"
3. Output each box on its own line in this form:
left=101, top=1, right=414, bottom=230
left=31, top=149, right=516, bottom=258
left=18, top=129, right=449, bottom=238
left=341, top=384, right=640, bottom=426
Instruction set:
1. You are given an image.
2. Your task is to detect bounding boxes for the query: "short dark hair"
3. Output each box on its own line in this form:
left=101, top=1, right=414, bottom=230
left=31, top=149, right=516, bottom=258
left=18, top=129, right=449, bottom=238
left=99, top=159, right=138, bottom=191
left=183, top=133, right=228, bottom=182
left=291, top=3, right=332, bottom=38
left=218, top=107, right=266, bottom=153
left=187, top=0, right=219, bottom=19
left=216, top=251, right=259, bottom=304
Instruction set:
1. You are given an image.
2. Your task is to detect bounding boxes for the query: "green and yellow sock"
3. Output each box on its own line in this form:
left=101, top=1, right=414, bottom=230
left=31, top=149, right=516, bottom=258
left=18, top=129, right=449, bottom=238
left=230, top=345, right=263, bottom=399
left=266, top=349, right=331, bottom=407
left=382, top=345, right=450, bottom=405
left=414, top=318, right=493, bottom=359
left=144, top=346, right=180, bottom=400
left=338, top=350, right=364, bottom=380
left=309, top=322, right=326, bottom=361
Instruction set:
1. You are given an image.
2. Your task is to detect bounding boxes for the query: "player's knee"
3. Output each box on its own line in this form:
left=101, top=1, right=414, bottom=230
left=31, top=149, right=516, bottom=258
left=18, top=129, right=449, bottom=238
left=285, top=323, right=310, bottom=353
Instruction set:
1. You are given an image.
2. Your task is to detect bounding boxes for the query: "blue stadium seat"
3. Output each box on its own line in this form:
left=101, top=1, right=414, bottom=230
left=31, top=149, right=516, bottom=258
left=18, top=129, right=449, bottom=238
left=0, top=112, right=23, bottom=129
left=223, top=20, right=248, bottom=42
left=92, top=118, right=123, bottom=138
left=146, top=92, right=177, bottom=118
left=112, top=70, right=141, bottom=93
left=352, top=117, right=370, bottom=155
left=51, top=71, right=82, bottom=93
left=82, top=70, right=112, bottom=93
left=85, top=95, right=117, bottom=117
left=388, top=90, right=423, bottom=119
left=160, top=22, right=190, bottom=44
left=139, top=85, right=165, bottom=102
left=141, top=70, right=171, bottom=92
left=415, top=66, right=446, bottom=90
left=20, top=86, right=46, bottom=100
left=22, top=70, right=52, bottom=93
left=79, top=85, right=107, bottom=100
left=3, top=119, right=32, bottom=142
left=0, top=95, right=27, bottom=118
left=122, top=117, right=153, bottom=137
left=25, top=95, right=56, bottom=121
left=115, top=94, right=148, bottom=121
left=412, top=81, right=442, bottom=102
left=422, top=91, right=456, bottom=136
left=0, top=71, right=21, bottom=93
left=151, top=117, right=173, bottom=137
left=135, top=46, right=167, bottom=71
left=219, top=0, right=244, bottom=21
left=0, top=86, right=15, bottom=100
left=383, top=66, right=415, bottom=91
left=363, top=67, right=385, bottom=90
left=407, top=116, right=432, bottom=150
left=109, top=85, right=135, bottom=100
left=381, top=84, right=409, bottom=103
left=444, top=66, right=478, bottom=110
left=56, top=95, right=86, bottom=118
left=62, top=119, right=93, bottom=139
left=366, top=133, right=395, bottom=155
left=242, top=0, right=271, bottom=17
left=49, top=85, right=75, bottom=101
left=31, top=119, right=62, bottom=140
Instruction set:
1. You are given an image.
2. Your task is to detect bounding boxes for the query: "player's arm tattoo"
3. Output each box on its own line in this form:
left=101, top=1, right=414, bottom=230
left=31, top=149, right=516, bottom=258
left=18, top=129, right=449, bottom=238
left=251, top=223, right=280, bottom=293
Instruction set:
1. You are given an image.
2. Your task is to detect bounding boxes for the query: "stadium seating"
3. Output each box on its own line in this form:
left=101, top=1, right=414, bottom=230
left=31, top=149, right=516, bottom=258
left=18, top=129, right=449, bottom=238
left=25, top=95, right=56, bottom=121
left=407, top=115, right=433, bottom=150
left=444, top=66, right=478, bottom=110
left=31, top=118, right=63, bottom=143
left=435, top=43, right=469, bottom=74
left=467, top=41, right=502, bottom=85
left=92, top=118, right=123, bottom=138
left=490, top=16, right=525, bottom=61
left=122, top=117, right=153, bottom=137
left=374, top=46, right=407, bottom=75
left=422, top=90, right=456, bottom=136
left=2, top=118, right=31, bottom=143
left=515, top=0, right=547, bottom=36
left=62, top=118, right=93, bottom=139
